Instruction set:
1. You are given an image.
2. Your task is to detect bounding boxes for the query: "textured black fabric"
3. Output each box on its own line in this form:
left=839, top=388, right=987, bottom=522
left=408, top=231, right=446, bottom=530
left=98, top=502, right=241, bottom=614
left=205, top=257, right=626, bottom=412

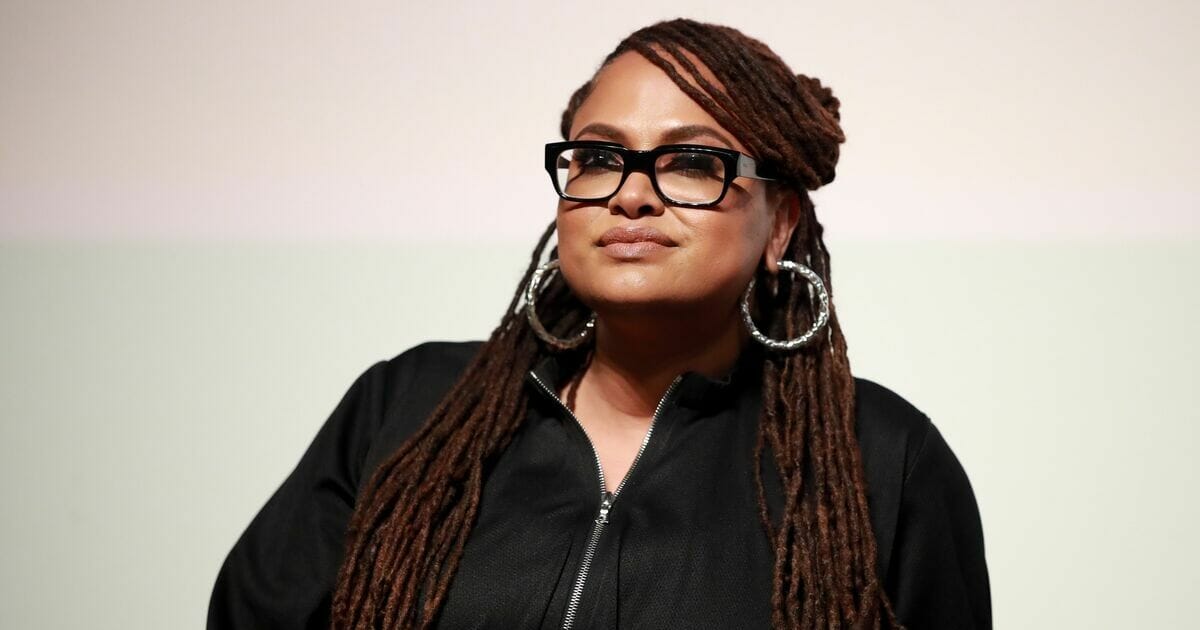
left=208, top=340, right=991, bottom=629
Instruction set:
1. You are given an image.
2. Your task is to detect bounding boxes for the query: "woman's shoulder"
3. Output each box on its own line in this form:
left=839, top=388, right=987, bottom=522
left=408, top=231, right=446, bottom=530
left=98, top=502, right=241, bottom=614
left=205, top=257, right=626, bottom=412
left=370, top=339, right=486, bottom=417
left=851, top=375, right=979, bottom=500
left=351, top=340, right=486, bottom=419
left=355, top=340, right=485, bottom=473
left=850, top=375, right=977, bottom=497
left=383, top=339, right=486, bottom=375
left=849, top=376, right=986, bottom=591
left=850, top=376, right=933, bottom=481
left=379, top=338, right=482, bottom=379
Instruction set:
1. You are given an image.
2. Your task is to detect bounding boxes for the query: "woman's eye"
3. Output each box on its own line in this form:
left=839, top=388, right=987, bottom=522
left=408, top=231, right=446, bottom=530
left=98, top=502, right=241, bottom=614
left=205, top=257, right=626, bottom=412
left=575, top=150, right=621, bottom=171
left=663, top=154, right=722, bottom=178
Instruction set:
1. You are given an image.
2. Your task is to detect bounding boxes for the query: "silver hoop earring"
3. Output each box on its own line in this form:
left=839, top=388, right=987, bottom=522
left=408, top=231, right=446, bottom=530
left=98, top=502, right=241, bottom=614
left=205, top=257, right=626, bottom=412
left=525, top=259, right=596, bottom=350
left=741, top=260, right=831, bottom=351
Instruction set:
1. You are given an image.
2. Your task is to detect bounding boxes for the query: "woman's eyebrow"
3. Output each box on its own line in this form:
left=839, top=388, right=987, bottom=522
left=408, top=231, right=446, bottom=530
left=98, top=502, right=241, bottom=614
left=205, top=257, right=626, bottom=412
left=573, top=122, right=735, bottom=149
left=573, top=122, right=626, bottom=142
left=659, top=124, right=734, bottom=149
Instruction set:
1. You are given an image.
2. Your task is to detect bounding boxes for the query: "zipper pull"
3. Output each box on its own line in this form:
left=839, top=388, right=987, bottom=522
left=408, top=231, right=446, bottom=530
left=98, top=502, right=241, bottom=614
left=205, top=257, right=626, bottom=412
left=595, top=491, right=614, bottom=524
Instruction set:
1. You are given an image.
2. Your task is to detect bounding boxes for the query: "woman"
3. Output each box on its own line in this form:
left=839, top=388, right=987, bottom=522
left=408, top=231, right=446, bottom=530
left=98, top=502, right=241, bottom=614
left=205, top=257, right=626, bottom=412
left=209, top=18, right=991, bottom=630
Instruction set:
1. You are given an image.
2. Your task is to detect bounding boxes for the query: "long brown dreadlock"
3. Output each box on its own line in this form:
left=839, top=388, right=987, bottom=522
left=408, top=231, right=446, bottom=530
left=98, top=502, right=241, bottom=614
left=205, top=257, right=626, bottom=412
left=332, top=18, right=903, bottom=630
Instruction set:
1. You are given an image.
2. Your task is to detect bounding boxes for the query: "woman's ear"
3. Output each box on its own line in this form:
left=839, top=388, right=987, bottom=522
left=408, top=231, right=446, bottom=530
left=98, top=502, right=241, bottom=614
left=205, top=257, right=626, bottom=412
left=762, top=188, right=801, bottom=274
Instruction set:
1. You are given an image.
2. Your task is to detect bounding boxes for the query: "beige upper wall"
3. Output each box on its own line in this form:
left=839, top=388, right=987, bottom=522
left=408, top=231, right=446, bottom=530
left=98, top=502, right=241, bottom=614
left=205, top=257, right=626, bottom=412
left=1, top=0, right=1198, bottom=241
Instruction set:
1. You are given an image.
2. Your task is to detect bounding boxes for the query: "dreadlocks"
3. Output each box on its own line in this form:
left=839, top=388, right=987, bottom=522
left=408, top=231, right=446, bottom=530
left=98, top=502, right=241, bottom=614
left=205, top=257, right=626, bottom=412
left=332, top=18, right=903, bottom=629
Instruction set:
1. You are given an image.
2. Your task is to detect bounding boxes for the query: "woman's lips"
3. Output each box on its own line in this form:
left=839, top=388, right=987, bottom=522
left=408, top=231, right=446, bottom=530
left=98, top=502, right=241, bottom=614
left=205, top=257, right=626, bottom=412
left=596, top=226, right=678, bottom=260
left=597, top=225, right=677, bottom=246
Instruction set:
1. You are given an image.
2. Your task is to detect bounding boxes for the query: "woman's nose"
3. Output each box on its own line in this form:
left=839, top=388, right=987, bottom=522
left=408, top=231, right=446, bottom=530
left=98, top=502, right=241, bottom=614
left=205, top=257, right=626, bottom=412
left=608, top=171, right=665, bottom=218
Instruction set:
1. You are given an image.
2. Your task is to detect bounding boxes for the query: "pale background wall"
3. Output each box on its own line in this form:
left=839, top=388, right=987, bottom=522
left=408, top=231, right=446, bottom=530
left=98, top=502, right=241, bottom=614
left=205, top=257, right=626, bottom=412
left=1, top=1, right=1197, bottom=628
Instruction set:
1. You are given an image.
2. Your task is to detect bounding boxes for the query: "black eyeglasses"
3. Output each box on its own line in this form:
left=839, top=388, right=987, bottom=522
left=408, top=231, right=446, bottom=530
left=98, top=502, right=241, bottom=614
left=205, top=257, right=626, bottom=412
left=544, top=140, right=778, bottom=208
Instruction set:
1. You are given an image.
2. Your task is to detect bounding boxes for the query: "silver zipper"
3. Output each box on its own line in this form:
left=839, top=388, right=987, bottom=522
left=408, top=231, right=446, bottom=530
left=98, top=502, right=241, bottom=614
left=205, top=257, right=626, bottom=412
left=529, top=371, right=683, bottom=630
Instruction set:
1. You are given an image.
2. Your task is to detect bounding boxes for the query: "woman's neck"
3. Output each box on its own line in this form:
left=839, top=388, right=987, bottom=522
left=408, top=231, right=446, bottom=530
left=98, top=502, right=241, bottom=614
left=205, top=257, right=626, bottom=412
left=576, top=308, right=748, bottom=418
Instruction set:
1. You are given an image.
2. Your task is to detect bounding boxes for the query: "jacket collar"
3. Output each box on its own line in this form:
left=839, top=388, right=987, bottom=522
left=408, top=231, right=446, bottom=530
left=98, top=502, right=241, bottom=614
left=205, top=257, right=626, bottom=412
left=524, top=341, right=765, bottom=411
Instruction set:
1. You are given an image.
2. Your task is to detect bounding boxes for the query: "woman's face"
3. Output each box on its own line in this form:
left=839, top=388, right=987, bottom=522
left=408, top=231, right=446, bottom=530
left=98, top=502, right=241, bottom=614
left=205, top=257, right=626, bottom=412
left=556, top=50, right=798, bottom=319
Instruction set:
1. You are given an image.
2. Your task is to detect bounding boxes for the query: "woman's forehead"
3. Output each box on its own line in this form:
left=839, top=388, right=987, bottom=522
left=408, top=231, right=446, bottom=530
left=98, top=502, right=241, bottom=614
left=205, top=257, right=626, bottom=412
left=569, top=50, right=747, bottom=154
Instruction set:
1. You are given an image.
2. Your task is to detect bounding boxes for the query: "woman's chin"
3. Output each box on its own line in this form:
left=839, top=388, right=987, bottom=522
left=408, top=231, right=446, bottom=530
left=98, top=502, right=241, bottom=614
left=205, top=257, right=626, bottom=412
left=564, top=259, right=739, bottom=316
left=578, top=284, right=697, bottom=316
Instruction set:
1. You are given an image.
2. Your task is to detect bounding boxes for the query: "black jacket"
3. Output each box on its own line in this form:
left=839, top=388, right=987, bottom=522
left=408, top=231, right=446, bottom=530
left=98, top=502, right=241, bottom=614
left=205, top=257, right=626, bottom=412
left=208, top=340, right=991, bottom=629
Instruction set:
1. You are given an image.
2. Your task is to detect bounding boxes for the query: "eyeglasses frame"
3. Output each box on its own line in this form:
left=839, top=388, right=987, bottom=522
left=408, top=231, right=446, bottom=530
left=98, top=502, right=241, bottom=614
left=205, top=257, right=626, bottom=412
left=544, top=140, right=779, bottom=209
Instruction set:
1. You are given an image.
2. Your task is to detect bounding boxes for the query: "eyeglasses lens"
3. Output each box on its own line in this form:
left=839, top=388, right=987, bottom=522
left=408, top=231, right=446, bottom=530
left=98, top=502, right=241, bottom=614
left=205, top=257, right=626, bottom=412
left=654, top=151, right=726, bottom=204
left=555, top=147, right=624, bottom=201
